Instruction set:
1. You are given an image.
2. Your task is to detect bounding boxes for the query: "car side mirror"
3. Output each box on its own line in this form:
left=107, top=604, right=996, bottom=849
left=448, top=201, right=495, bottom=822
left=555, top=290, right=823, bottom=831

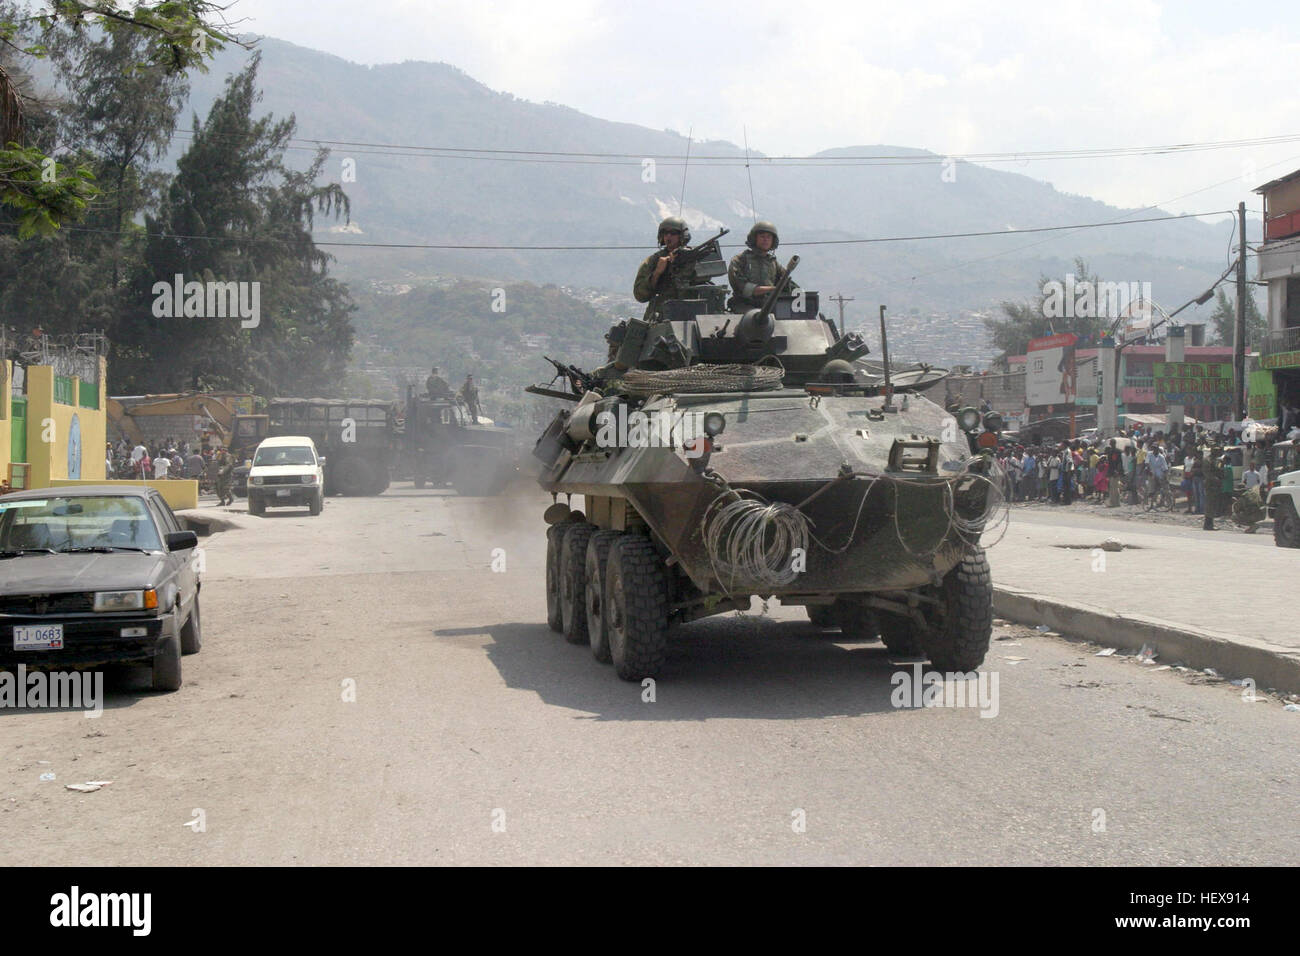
left=318, top=457, right=326, bottom=466
left=166, top=531, right=198, bottom=552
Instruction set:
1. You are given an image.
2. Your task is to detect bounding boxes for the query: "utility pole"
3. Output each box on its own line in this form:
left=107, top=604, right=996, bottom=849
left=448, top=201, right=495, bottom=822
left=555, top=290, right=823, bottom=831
left=1235, top=200, right=1248, bottom=420
left=829, top=294, right=854, bottom=338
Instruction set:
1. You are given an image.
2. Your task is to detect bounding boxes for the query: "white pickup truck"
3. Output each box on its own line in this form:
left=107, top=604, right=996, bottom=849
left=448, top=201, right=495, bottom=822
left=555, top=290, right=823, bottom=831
left=246, top=436, right=325, bottom=517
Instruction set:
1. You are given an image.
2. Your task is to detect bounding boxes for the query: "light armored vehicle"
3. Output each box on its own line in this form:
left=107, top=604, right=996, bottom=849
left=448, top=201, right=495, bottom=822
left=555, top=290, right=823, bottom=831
left=529, top=241, right=1004, bottom=680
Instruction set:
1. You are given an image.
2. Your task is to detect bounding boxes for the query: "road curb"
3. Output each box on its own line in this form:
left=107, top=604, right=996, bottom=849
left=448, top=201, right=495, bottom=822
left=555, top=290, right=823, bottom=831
left=176, top=509, right=258, bottom=535
left=992, top=585, right=1300, bottom=695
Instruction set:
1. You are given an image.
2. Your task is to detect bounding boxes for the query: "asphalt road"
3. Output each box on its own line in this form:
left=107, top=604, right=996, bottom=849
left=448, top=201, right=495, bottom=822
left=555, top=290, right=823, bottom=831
left=2, top=486, right=1296, bottom=865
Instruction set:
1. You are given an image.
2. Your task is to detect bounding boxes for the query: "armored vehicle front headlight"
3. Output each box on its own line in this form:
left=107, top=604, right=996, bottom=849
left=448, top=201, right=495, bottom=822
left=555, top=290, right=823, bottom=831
left=703, top=412, right=727, bottom=437
left=958, top=407, right=981, bottom=432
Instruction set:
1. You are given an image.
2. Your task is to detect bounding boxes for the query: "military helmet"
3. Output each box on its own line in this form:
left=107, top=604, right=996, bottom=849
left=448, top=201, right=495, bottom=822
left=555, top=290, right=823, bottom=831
left=657, top=216, right=690, bottom=246
left=746, top=220, right=779, bottom=250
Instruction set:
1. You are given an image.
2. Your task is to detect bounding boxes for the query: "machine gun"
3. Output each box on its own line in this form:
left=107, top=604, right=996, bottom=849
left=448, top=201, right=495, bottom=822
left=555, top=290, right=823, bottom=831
left=757, top=254, right=800, bottom=317
left=661, top=227, right=729, bottom=287
left=536, top=356, right=598, bottom=399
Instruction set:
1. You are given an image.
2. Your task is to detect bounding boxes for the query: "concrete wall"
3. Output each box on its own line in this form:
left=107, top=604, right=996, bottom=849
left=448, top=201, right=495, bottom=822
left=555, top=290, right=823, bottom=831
left=24, top=364, right=107, bottom=487
left=2, top=358, right=108, bottom=490
left=0, top=360, right=11, bottom=480
left=926, top=372, right=1027, bottom=415
left=48, top=478, right=198, bottom=511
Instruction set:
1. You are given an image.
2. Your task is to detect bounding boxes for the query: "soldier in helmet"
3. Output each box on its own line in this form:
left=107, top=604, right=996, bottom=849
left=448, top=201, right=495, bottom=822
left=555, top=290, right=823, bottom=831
left=215, top=449, right=234, bottom=507
left=426, top=366, right=453, bottom=400
left=728, top=220, right=798, bottom=313
left=633, top=216, right=711, bottom=320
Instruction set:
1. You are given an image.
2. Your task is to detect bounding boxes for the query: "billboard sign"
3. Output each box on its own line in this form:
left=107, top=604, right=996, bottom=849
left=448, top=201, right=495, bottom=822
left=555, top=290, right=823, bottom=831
left=1026, top=333, right=1079, bottom=406
left=1153, top=362, right=1233, bottom=405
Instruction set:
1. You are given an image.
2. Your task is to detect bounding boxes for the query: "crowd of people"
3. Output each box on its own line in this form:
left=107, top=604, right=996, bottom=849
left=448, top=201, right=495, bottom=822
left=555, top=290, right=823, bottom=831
left=994, top=422, right=1288, bottom=532
left=107, top=437, right=208, bottom=482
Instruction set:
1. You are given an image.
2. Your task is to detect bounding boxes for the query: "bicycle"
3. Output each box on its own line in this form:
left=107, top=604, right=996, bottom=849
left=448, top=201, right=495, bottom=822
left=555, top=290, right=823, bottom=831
left=1142, top=474, right=1174, bottom=512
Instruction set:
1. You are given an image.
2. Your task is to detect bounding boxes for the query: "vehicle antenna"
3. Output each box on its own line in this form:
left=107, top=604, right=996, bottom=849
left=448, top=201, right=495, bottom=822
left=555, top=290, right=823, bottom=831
left=743, top=126, right=757, bottom=224
left=678, top=127, right=692, bottom=217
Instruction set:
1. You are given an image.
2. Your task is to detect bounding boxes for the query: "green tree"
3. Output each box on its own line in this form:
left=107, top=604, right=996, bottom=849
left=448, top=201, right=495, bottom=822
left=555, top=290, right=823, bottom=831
left=128, top=55, right=354, bottom=396
left=0, top=1, right=239, bottom=235
left=984, top=257, right=1109, bottom=358
left=1207, top=287, right=1266, bottom=348
left=0, top=9, right=191, bottom=336
left=49, top=15, right=191, bottom=280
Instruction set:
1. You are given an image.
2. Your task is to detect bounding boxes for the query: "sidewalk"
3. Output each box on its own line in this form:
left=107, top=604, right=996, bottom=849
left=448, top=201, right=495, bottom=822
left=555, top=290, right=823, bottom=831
left=988, top=517, right=1300, bottom=693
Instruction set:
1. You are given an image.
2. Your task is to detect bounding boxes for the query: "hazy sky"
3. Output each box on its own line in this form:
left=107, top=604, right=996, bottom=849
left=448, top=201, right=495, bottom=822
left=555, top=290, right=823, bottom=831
left=223, top=0, right=1300, bottom=221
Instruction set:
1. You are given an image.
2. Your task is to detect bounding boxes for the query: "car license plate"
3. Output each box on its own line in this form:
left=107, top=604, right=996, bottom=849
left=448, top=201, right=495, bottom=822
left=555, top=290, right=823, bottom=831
left=276, top=489, right=291, bottom=497
left=14, top=624, right=63, bottom=650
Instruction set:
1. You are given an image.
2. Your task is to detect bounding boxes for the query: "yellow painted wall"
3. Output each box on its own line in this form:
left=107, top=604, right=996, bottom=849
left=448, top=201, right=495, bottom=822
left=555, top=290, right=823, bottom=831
left=0, top=360, right=11, bottom=479
left=48, top=479, right=199, bottom=512
left=22, top=362, right=107, bottom=488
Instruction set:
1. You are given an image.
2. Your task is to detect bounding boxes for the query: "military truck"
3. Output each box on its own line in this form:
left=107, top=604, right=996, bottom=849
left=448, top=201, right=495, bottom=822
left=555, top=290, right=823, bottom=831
left=234, top=397, right=397, bottom=497
left=529, top=237, right=1003, bottom=681
left=396, top=386, right=516, bottom=495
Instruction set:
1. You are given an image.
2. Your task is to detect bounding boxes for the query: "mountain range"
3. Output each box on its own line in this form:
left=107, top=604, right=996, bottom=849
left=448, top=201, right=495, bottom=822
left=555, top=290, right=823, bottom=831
left=167, top=38, right=1251, bottom=368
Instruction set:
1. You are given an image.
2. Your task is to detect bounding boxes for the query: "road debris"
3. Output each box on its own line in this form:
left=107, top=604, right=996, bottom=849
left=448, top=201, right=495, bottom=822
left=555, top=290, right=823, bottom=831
left=65, top=781, right=112, bottom=793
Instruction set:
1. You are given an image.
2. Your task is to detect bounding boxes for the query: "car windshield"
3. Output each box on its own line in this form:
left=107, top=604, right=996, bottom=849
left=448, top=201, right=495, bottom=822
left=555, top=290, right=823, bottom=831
left=0, top=496, right=163, bottom=552
left=253, top=446, right=315, bottom=467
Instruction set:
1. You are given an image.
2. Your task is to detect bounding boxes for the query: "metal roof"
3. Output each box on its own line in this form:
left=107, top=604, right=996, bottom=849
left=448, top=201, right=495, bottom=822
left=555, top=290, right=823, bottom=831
left=1254, top=168, right=1300, bottom=194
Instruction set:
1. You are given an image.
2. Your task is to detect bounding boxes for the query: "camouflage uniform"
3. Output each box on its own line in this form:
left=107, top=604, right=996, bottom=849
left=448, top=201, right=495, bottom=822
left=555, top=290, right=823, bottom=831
left=426, top=370, right=453, bottom=399
left=1203, top=456, right=1225, bottom=530
left=633, top=217, right=709, bottom=321
left=215, top=452, right=234, bottom=506
left=459, top=377, right=481, bottom=423
left=728, top=221, right=798, bottom=312
left=1232, top=485, right=1265, bottom=531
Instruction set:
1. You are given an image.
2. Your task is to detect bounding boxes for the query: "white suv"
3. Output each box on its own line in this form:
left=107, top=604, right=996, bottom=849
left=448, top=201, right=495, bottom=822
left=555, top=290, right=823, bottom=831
left=246, top=436, right=325, bottom=517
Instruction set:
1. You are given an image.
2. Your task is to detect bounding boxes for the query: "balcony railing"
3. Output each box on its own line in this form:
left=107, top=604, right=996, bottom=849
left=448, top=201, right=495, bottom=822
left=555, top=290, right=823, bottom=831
left=1261, top=326, right=1300, bottom=358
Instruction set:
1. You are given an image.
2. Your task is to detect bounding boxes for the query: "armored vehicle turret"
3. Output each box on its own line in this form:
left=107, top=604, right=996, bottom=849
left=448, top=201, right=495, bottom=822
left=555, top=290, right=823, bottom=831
left=529, top=240, right=1004, bottom=681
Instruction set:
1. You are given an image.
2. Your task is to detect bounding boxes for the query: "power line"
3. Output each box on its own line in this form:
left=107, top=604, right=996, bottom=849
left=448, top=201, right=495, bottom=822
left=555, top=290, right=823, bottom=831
left=882, top=153, right=1300, bottom=287
left=167, top=129, right=1300, bottom=168
left=4, top=209, right=1232, bottom=251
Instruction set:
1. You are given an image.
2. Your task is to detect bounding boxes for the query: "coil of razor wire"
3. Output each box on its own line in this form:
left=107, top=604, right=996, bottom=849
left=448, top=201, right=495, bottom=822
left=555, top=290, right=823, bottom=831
left=620, top=363, right=784, bottom=396
left=702, top=489, right=810, bottom=591
left=948, top=455, right=1011, bottom=549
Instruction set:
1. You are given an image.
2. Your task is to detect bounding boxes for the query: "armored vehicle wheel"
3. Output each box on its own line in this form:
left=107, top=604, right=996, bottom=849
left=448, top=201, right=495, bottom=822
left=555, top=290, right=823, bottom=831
left=1274, top=498, right=1300, bottom=548
left=805, top=605, right=836, bottom=628
left=585, top=531, right=621, bottom=663
left=877, top=613, right=923, bottom=657
left=605, top=535, right=669, bottom=681
left=914, top=547, right=993, bottom=672
left=832, top=601, right=880, bottom=642
left=561, top=524, right=595, bottom=644
left=333, top=459, right=369, bottom=497
left=545, top=524, right=569, bottom=632
left=367, top=469, right=390, bottom=495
